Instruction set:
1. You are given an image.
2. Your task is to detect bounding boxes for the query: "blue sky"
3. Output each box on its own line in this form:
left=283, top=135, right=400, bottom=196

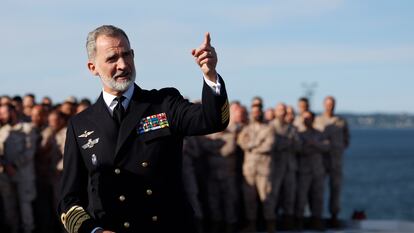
left=1, top=0, right=413, bottom=113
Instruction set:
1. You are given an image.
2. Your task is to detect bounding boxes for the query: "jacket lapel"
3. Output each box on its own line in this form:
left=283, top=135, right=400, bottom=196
left=114, top=85, right=150, bottom=157
left=87, top=94, right=119, bottom=159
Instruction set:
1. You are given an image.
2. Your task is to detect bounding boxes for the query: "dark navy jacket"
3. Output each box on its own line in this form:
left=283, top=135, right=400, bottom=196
left=58, top=78, right=229, bottom=233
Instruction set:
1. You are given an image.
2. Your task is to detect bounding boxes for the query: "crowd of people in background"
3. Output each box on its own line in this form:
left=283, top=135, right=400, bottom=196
left=182, top=96, right=350, bottom=233
left=0, top=93, right=349, bottom=233
left=0, top=94, right=91, bottom=233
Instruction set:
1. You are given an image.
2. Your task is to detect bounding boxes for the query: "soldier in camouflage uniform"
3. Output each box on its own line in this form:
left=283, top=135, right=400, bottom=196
left=49, top=110, right=68, bottom=174
left=237, top=105, right=276, bottom=233
left=251, top=96, right=263, bottom=110
left=0, top=104, right=37, bottom=233
left=0, top=128, right=19, bottom=233
left=314, top=96, right=350, bottom=227
left=269, top=103, right=301, bottom=229
left=285, top=106, right=295, bottom=125
left=264, top=108, right=275, bottom=123
left=31, top=105, right=57, bottom=233
left=182, top=136, right=205, bottom=233
left=293, top=97, right=310, bottom=133
left=296, top=111, right=329, bottom=231
left=46, top=110, right=68, bottom=220
left=199, top=128, right=238, bottom=233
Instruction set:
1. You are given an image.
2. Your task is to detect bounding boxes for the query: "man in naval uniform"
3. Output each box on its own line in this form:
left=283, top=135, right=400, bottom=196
left=58, top=25, right=229, bottom=233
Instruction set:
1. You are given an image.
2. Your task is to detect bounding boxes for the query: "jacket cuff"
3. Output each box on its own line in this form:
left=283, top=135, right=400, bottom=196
left=61, top=205, right=98, bottom=233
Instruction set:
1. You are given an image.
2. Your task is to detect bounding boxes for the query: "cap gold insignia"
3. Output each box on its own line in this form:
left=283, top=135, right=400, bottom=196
left=82, top=138, right=99, bottom=150
left=78, top=130, right=94, bottom=138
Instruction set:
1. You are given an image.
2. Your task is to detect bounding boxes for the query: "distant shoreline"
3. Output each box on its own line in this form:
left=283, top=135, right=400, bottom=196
left=338, top=113, right=414, bottom=129
left=349, top=127, right=414, bottom=130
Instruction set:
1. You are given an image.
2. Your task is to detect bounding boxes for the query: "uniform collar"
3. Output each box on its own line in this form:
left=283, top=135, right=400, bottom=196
left=102, top=84, right=135, bottom=114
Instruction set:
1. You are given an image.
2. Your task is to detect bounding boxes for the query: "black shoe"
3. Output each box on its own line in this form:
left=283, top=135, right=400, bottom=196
left=329, top=215, right=341, bottom=229
left=266, top=220, right=276, bottom=233
left=295, top=217, right=304, bottom=231
left=310, top=217, right=325, bottom=231
left=210, top=221, right=221, bottom=233
left=224, top=223, right=236, bottom=233
left=242, top=220, right=256, bottom=232
left=282, top=215, right=295, bottom=230
left=195, top=218, right=204, bottom=233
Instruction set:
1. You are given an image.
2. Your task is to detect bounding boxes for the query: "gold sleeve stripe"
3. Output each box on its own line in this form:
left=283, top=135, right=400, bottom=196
left=222, top=116, right=229, bottom=124
left=222, top=109, right=229, bottom=121
left=221, top=100, right=230, bottom=124
left=67, top=211, right=84, bottom=233
left=221, top=100, right=229, bottom=112
left=222, top=113, right=229, bottom=123
left=221, top=100, right=230, bottom=123
left=61, top=205, right=78, bottom=226
left=72, top=214, right=90, bottom=233
left=60, top=205, right=91, bottom=233
left=222, top=111, right=230, bottom=124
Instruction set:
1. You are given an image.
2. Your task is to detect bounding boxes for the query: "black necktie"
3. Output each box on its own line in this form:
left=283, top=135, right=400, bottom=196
left=113, top=96, right=126, bottom=126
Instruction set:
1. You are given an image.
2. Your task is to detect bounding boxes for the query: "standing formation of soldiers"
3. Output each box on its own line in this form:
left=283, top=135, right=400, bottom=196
left=0, top=104, right=37, bottom=233
left=269, top=103, right=300, bottom=230
left=238, top=104, right=275, bottom=232
left=0, top=93, right=349, bottom=233
left=0, top=94, right=90, bottom=233
left=183, top=96, right=350, bottom=233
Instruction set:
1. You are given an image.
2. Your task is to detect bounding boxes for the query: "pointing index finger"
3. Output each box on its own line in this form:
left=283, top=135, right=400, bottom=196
left=204, top=32, right=211, bottom=46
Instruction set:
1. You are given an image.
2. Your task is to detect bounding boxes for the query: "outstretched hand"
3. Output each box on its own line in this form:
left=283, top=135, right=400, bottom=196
left=192, top=32, right=218, bottom=83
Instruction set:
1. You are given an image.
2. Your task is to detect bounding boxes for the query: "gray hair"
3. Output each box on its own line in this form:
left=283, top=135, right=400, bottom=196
left=86, top=25, right=130, bottom=60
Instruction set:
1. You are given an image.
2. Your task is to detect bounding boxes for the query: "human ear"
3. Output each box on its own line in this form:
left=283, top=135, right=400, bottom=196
left=87, top=60, right=99, bottom=76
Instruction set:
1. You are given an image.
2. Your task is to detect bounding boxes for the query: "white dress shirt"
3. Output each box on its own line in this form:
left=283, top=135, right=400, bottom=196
left=102, top=83, right=135, bottom=116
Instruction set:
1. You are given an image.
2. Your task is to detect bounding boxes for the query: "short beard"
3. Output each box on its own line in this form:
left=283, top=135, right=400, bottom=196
left=100, top=70, right=136, bottom=93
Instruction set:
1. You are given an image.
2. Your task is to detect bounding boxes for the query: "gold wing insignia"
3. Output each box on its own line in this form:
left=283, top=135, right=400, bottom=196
left=78, top=130, right=94, bottom=138
left=81, top=138, right=100, bottom=150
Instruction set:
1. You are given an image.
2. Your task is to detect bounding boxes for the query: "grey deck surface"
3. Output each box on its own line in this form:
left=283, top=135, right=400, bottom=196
left=248, top=220, right=414, bottom=233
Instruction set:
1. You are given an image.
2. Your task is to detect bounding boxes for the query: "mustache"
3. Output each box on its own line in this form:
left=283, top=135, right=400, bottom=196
left=113, top=71, right=131, bottom=79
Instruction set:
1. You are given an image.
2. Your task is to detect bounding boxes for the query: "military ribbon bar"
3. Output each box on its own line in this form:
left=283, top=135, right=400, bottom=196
left=137, top=112, right=170, bottom=134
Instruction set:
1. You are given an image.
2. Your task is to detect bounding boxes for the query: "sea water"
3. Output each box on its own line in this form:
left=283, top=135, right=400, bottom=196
left=339, top=129, right=414, bottom=221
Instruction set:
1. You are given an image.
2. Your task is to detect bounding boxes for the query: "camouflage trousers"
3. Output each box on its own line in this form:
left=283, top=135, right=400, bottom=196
left=296, top=172, right=324, bottom=218
left=0, top=175, right=35, bottom=233
left=0, top=174, right=19, bottom=233
left=270, top=167, right=296, bottom=216
left=14, top=178, right=36, bottom=233
left=183, top=170, right=203, bottom=219
left=324, top=150, right=343, bottom=216
left=207, top=176, right=238, bottom=223
left=243, top=173, right=275, bottom=220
